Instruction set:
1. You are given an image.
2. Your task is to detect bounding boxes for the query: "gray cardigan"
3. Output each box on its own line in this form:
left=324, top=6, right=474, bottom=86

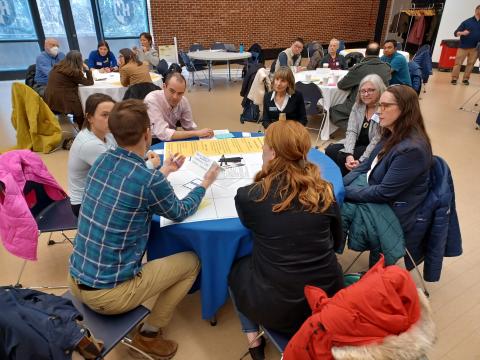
left=137, top=48, right=160, bottom=69
left=338, top=102, right=380, bottom=162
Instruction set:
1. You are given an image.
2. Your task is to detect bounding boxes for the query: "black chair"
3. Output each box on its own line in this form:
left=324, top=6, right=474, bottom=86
left=25, top=64, right=36, bottom=89
left=14, top=180, right=78, bottom=289
left=270, top=59, right=277, bottom=74
left=295, top=82, right=326, bottom=146
left=63, top=291, right=152, bottom=359
left=189, top=43, right=207, bottom=67
left=211, top=42, right=226, bottom=50
left=123, top=82, right=160, bottom=100
left=178, top=50, right=208, bottom=88
left=344, top=52, right=364, bottom=69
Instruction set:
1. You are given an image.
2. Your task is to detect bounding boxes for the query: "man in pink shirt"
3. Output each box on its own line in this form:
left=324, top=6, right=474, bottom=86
left=145, top=72, right=213, bottom=141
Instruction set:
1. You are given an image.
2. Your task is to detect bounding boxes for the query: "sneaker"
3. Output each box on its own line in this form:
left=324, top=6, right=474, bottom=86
left=451, top=79, right=457, bottom=85
left=130, top=329, right=178, bottom=360
left=463, top=79, right=470, bottom=85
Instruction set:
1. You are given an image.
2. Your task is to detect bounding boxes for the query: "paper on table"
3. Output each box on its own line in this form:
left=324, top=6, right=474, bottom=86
left=165, top=137, right=264, bottom=157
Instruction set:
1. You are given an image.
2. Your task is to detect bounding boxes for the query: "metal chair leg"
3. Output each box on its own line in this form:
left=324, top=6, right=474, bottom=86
left=14, top=260, right=28, bottom=288
left=239, top=330, right=265, bottom=360
left=343, top=252, right=364, bottom=274
left=405, top=247, right=430, bottom=298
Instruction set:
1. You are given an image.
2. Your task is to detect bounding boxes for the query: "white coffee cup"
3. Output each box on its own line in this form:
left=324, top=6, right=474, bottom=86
left=305, top=73, right=312, bottom=81
left=323, top=63, right=329, bottom=68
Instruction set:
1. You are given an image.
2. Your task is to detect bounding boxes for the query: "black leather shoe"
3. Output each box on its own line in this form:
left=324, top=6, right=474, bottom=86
left=248, top=337, right=266, bottom=360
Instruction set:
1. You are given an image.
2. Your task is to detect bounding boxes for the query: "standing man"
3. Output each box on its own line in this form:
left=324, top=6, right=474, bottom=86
left=33, top=38, right=65, bottom=97
left=380, top=39, right=411, bottom=86
left=320, top=38, right=347, bottom=70
left=144, top=72, right=213, bottom=143
left=330, top=42, right=391, bottom=130
left=451, top=5, right=480, bottom=85
left=275, top=37, right=305, bottom=72
left=69, top=99, right=220, bottom=360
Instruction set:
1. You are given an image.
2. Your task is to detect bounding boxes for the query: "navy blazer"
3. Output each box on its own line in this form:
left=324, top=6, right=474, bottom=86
left=343, top=135, right=432, bottom=234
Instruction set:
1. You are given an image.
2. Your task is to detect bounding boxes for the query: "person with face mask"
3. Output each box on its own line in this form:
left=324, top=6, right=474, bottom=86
left=144, top=72, right=214, bottom=143
left=33, top=38, right=65, bottom=97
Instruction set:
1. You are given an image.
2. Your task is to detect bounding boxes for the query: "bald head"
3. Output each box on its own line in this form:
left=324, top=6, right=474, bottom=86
left=366, top=42, right=380, bottom=56
left=44, top=38, right=60, bottom=56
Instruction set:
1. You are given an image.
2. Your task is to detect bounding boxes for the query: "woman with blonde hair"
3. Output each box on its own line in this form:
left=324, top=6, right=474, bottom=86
left=325, top=73, right=386, bottom=176
left=229, top=120, right=344, bottom=360
left=262, top=66, right=307, bottom=128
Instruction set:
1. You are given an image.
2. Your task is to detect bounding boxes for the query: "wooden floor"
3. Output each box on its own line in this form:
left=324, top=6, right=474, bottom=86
left=1, top=69, right=479, bottom=359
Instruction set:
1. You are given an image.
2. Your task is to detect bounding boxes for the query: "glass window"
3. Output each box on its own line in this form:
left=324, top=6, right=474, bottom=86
left=0, top=0, right=37, bottom=40
left=0, top=42, right=40, bottom=71
left=37, top=0, right=69, bottom=52
left=69, top=0, right=96, bottom=56
left=98, top=0, right=148, bottom=38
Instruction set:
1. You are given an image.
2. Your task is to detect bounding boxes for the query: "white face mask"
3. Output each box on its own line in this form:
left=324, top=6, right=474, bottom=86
left=49, top=46, right=59, bottom=56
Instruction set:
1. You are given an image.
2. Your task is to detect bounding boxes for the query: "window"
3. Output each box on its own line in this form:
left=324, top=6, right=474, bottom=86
left=70, top=0, right=96, bottom=56
left=0, top=0, right=39, bottom=71
left=37, top=0, right=69, bottom=52
left=98, top=0, right=148, bottom=38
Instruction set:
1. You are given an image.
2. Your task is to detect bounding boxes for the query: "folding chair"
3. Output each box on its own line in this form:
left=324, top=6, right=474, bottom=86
left=63, top=291, right=153, bottom=359
left=295, top=82, right=327, bottom=147
left=178, top=51, right=208, bottom=89
left=342, top=248, right=430, bottom=297
left=15, top=181, right=78, bottom=289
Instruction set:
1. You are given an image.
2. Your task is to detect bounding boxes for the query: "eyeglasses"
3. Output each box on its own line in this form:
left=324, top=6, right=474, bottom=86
left=360, top=89, right=376, bottom=95
left=376, top=102, right=398, bottom=110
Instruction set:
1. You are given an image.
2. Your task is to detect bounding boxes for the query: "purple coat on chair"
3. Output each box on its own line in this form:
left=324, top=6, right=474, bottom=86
left=0, top=150, right=65, bottom=260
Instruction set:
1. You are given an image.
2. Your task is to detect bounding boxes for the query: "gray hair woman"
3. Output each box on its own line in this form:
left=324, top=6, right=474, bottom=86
left=325, top=73, right=386, bottom=176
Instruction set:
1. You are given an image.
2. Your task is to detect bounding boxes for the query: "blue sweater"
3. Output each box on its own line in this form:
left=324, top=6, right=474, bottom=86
left=34, top=51, right=65, bottom=85
left=380, top=52, right=412, bottom=86
left=87, top=50, right=118, bottom=69
left=455, top=16, right=480, bottom=48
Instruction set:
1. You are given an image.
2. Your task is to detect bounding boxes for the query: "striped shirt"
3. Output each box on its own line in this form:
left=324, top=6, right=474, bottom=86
left=69, top=147, right=205, bottom=288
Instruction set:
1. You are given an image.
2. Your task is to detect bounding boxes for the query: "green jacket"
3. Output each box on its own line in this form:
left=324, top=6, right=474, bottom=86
left=341, top=174, right=405, bottom=266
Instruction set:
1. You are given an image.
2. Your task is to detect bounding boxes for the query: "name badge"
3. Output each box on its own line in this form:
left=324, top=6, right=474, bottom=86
left=269, top=107, right=279, bottom=112
left=336, top=62, right=339, bottom=66
left=96, top=61, right=102, bottom=66
left=371, top=113, right=380, bottom=123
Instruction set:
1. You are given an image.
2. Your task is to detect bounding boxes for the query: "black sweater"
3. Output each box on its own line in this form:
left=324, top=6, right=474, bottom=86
left=262, top=91, right=307, bottom=128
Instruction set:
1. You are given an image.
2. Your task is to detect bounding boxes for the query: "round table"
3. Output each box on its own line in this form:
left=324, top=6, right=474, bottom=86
left=187, top=50, right=252, bottom=91
left=78, top=70, right=163, bottom=109
left=294, top=69, right=350, bottom=140
left=146, top=133, right=345, bottom=320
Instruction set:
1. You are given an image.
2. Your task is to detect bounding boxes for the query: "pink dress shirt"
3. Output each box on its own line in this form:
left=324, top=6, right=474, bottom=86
left=144, top=90, right=197, bottom=141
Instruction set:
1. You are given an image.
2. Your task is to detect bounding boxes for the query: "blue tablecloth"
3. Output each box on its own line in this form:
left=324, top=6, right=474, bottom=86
left=147, top=133, right=344, bottom=319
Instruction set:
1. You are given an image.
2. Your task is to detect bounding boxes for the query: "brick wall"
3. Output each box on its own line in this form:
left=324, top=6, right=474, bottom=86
left=150, top=0, right=392, bottom=51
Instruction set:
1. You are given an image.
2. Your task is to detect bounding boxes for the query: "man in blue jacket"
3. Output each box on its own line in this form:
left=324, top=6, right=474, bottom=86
left=33, top=38, right=65, bottom=97
left=380, top=39, right=412, bottom=86
left=451, top=5, right=480, bottom=85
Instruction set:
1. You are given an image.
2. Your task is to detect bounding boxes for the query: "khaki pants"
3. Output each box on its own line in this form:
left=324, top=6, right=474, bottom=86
left=452, top=48, right=478, bottom=80
left=69, top=252, right=200, bottom=328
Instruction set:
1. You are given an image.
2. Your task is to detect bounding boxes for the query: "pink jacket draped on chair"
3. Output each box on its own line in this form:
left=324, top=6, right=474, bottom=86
left=0, top=150, right=66, bottom=260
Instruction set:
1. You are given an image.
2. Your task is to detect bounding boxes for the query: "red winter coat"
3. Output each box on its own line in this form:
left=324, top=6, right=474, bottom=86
left=284, top=256, right=433, bottom=360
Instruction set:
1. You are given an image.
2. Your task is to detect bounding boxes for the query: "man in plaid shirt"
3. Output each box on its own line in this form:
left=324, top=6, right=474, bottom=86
left=68, top=99, right=219, bottom=359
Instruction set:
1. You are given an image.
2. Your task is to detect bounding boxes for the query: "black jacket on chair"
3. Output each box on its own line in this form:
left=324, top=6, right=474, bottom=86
left=228, top=184, right=345, bottom=335
left=262, top=91, right=307, bottom=128
left=123, top=82, right=160, bottom=100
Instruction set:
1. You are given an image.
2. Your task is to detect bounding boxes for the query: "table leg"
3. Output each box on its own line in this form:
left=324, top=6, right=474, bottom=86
left=228, top=60, right=231, bottom=81
left=208, top=60, right=212, bottom=91
left=209, top=314, right=217, bottom=326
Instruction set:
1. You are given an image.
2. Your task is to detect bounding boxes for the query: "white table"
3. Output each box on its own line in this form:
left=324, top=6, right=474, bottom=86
left=78, top=71, right=163, bottom=109
left=340, top=48, right=410, bottom=61
left=295, top=69, right=349, bottom=140
left=187, top=50, right=252, bottom=91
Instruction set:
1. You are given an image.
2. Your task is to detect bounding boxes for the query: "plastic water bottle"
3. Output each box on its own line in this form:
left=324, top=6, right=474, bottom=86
left=239, top=43, right=244, bottom=53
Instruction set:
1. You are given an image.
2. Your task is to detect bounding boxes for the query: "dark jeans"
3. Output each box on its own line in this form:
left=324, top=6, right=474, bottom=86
left=325, top=143, right=367, bottom=176
left=71, top=204, right=81, bottom=218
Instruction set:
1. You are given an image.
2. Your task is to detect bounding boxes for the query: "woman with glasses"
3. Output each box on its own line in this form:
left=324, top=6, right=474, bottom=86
left=118, top=48, right=152, bottom=87
left=325, top=74, right=386, bottom=176
left=342, top=85, right=432, bottom=262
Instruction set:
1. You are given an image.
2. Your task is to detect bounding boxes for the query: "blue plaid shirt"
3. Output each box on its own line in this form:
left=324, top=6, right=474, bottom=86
left=69, top=147, right=205, bottom=288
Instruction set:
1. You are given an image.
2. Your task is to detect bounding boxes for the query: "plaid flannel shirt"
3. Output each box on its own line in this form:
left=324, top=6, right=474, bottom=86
left=69, top=147, right=205, bottom=288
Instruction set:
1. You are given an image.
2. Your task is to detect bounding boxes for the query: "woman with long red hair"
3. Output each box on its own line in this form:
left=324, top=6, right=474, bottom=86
left=229, top=120, right=344, bottom=360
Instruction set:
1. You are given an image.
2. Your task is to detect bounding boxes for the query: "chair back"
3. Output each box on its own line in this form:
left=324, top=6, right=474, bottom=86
left=179, top=51, right=195, bottom=72
left=63, top=291, right=150, bottom=358
left=189, top=43, right=204, bottom=52
left=344, top=51, right=364, bottom=69
left=211, top=42, right=225, bottom=50
left=307, top=41, right=323, bottom=58
left=270, top=59, right=277, bottom=74
left=263, top=327, right=290, bottom=353
left=295, top=82, right=322, bottom=116
left=123, top=82, right=160, bottom=100
left=25, top=64, right=36, bottom=88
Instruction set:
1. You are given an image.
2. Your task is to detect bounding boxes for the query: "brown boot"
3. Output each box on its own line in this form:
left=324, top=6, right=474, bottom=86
left=130, top=329, right=178, bottom=360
